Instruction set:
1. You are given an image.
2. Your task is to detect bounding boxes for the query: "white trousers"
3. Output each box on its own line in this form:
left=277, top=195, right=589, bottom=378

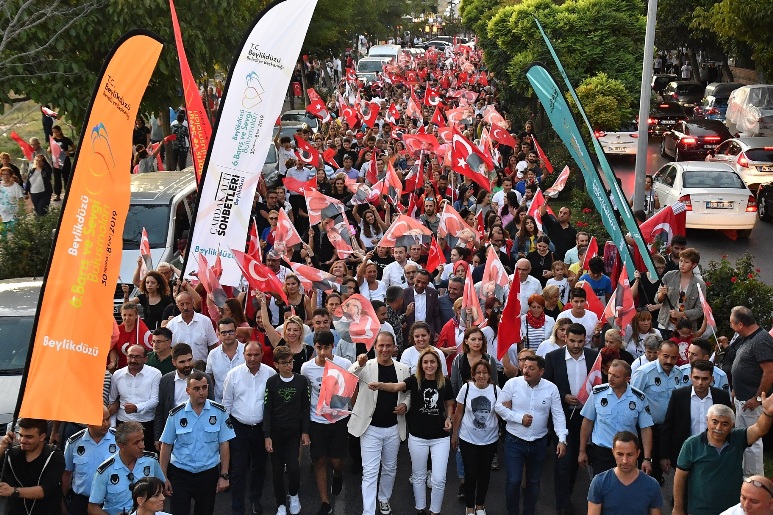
left=735, top=398, right=765, bottom=476
left=407, top=434, right=450, bottom=514
left=360, top=424, right=401, bottom=515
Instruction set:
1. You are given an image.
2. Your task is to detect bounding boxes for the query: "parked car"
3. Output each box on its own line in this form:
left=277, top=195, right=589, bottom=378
left=756, top=181, right=773, bottom=222
left=703, top=82, right=744, bottom=100
left=660, top=119, right=732, bottom=161
left=705, top=137, right=773, bottom=190
left=595, top=122, right=639, bottom=157
left=355, top=57, right=391, bottom=84
left=651, top=74, right=678, bottom=95
left=693, top=95, right=732, bottom=122
left=661, top=81, right=705, bottom=113
left=651, top=161, right=757, bottom=238
left=725, top=84, right=773, bottom=137
left=644, top=102, right=688, bottom=136
left=421, top=40, right=451, bottom=51
left=280, top=110, right=318, bottom=132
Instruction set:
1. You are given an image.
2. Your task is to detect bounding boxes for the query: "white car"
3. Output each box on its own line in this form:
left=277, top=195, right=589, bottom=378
left=705, top=137, right=773, bottom=191
left=596, top=124, right=639, bottom=156
left=651, top=161, right=757, bottom=238
left=725, top=84, right=773, bottom=137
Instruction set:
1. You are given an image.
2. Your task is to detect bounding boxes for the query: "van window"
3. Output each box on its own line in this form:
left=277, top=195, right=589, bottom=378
left=357, top=60, right=387, bottom=73
left=123, top=204, right=171, bottom=249
left=173, top=193, right=195, bottom=245
left=0, top=316, right=32, bottom=372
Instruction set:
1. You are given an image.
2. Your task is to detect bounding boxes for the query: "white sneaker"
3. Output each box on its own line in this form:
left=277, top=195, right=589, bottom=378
left=276, top=506, right=287, bottom=515
left=289, top=495, right=301, bottom=515
left=475, top=508, right=487, bottom=515
left=378, top=500, right=392, bottom=514
left=426, top=470, right=433, bottom=489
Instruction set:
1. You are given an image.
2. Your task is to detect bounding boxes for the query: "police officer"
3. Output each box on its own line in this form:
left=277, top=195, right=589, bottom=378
left=578, top=359, right=654, bottom=475
left=88, top=421, right=164, bottom=515
left=677, top=338, right=729, bottom=390
left=631, top=339, right=682, bottom=483
left=63, top=406, right=115, bottom=515
left=159, top=370, right=235, bottom=515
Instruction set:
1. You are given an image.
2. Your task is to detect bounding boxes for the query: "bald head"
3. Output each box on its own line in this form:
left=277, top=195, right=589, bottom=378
left=516, top=258, right=531, bottom=282
left=741, top=475, right=773, bottom=514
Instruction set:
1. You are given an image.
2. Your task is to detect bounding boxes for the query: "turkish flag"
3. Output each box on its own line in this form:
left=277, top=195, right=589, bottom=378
left=403, top=162, right=422, bottom=193
left=283, top=175, right=316, bottom=195
left=582, top=236, right=599, bottom=273
left=195, top=252, right=227, bottom=308
left=10, top=132, right=34, bottom=161
left=346, top=68, right=356, bottom=82
left=333, top=294, right=381, bottom=351
left=579, top=281, right=605, bottom=319
left=438, top=203, right=476, bottom=244
left=41, top=106, right=58, bottom=118
left=402, top=133, right=440, bottom=154
left=482, top=105, right=505, bottom=126
left=247, top=218, right=262, bottom=261
left=424, top=85, right=441, bottom=106
left=324, top=218, right=355, bottom=259
left=426, top=236, right=446, bottom=272
left=639, top=202, right=687, bottom=251
left=294, top=134, right=321, bottom=167
left=306, top=96, right=331, bottom=122
left=527, top=189, right=554, bottom=231
left=385, top=103, right=400, bottom=124
left=576, top=353, right=602, bottom=405
left=462, top=266, right=485, bottom=328
left=601, top=267, right=636, bottom=330
left=451, top=127, right=493, bottom=191
left=231, top=249, right=288, bottom=304
left=532, top=137, right=554, bottom=174
left=304, top=189, right=345, bottom=226
left=437, top=126, right=454, bottom=143
left=284, top=259, right=341, bottom=293
left=544, top=166, right=571, bottom=198
left=273, top=208, right=303, bottom=256
left=482, top=245, right=509, bottom=289
left=338, top=100, right=359, bottom=127
left=49, top=136, right=62, bottom=167
left=380, top=214, right=433, bottom=248
left=489, top=123, right=516, bottom=148
left=405, top=94, right=423, bottom=121
left=322, top=148, right=339, bottom=169
left=697, top=285, right=716, bottom=329
left=358, top=101, right=380, bottom=128
left=431, top=106, right=446, bottom=127
left=497, top=274, right=521, bottom=360
left=139, top=227, right=152, bottom=280
left=479, top=71, right=489, bottom=87
left=317, top=360, right=358, bottom=422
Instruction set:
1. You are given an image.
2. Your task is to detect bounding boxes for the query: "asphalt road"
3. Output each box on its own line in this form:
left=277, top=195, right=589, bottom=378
left=606, top=139, right=773, bottom=285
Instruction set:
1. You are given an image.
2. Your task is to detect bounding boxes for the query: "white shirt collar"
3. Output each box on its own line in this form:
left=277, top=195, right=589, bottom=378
left=691, top=386, right=713, bottom=401
left=565, top=348, right=585, bottom=361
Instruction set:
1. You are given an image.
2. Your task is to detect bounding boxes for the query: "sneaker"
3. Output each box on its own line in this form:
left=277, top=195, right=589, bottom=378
left=426, top=470, right=432, bottom=489
left=332, top=473, right=343, bottom=495
left=457, top=483, right=465, bottom=501
left=53, top=195, right=61, bottom=202
left=378, top=501, right=392, bottom=514
left=417, top=510, right=428, bottom=515
left=288, top=495, right=301, bottom=515
left=316, top=502, right=333, bottom=515
left=475, top=509, right=487, bottom=515
left=491, top=453, right=500, bottom=471
left=276, top=506, right=287, bottom=515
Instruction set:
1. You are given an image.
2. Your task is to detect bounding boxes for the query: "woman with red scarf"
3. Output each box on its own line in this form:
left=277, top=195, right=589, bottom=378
left=518, top=294, right=556, bottom=352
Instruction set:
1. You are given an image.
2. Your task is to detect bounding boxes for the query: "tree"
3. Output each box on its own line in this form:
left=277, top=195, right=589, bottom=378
left=568, top=73, right=634, bottom=131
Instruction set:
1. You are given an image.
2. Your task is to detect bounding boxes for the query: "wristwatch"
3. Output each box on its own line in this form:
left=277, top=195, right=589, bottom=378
left=756, top=396, right=763, bottom=403
left=559, top=440, right=567, bottom=446
left=643, top=458, right=652, bottom=462
left=11, top=487, right=19, bottom=498
left=219, top=473, right=230, bottom=480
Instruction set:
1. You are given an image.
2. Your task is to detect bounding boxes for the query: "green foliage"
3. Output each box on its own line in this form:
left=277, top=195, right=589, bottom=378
left=702, top=253, right=773, bottom=337
left=0, top=205, right=61, bottom=279
left=655, top=0, right=720, bottom=50
left=568, top=73, right=634, bottom=131
left=568, top=188, right=611, bottom=242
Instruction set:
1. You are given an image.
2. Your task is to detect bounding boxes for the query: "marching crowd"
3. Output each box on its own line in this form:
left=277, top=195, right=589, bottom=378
left=1, top=43, right=772, bottom=515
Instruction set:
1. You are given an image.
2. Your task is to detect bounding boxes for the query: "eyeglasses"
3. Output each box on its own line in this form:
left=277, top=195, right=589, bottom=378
left=269, top=217, right=278, bottom=221
left=219, top=330, right=236, bottom=335
left=744, top=477, right=773, bottom=497
left=276, top=360, right=294, bottom=366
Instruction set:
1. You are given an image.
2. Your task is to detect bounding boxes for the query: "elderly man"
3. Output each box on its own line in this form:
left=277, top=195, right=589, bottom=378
left=720, top=475, right=773, bottom=515
left=166, top=291, right=219, bottom=361
left=673, top=396, right=773, bottom=515
left=512, top=258, right=543, bottom=316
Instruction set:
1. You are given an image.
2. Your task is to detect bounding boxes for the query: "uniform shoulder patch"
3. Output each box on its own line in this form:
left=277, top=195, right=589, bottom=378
left=592, top=384, right=609, bottom=394
left=142, top=451, right=159, bottom=460
left=96, top=457, right=115, bottom=474
left=169, top=403, right=186, bottom=416
left=631, top=386, right=646, bottom=400
left=210, top=401, right=227, bottom=412
left=66, top=428, right=87, bottom=444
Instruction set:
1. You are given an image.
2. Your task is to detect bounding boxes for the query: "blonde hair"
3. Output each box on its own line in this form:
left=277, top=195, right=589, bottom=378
left=283, top=315, right=306, bottom=342
left=416, top=348, right=445, bottom=390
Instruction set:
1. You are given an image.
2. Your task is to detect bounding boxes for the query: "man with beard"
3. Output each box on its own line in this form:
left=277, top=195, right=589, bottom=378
left=420, top=198, right=440, bottom=234
left=167, top=292, right=219, bottom=361
left=539, top=205, right=577, bottom=261
left=563, top=232, right=590, bottom=267
left=155, top=343, right=214, bottom=449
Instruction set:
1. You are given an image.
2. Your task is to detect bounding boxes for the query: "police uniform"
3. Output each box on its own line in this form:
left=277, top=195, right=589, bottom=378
left=159, top=399, right=236, bottom=515
left=89, top=450, right=164, bottom=515
left=64, top=428, right=117, bottom=515
left=678, top=363, right=730, bottom=391
left=580, top=383, right=654, bottom=473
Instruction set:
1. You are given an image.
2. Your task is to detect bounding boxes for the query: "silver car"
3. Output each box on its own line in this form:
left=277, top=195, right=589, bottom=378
left=705, top=137, right=773, bottom=190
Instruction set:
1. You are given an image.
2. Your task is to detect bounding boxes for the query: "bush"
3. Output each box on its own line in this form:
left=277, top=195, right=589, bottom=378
left=702, top=253, right=773, bottom=337
left=567, top=188, right=611, bottom=242
left=568, top=73, right=635, bottom=131
left=0, top=203, right=59, bottom=279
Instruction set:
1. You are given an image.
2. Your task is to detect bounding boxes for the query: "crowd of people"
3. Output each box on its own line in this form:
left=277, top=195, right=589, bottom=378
left=1, top=40, right=772, bottom=515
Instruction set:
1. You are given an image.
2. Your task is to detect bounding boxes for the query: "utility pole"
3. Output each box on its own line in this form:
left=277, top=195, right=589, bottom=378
left=633, top=0, right=658, bottom=211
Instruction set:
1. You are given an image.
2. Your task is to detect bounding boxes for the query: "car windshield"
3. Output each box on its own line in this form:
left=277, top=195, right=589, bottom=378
left=688, top=123, right=731, bottom=137
left=745, top=149, right=773, bottom=162
left=748, top=87, right=773, bottom=109
left=0, top=317, right=32, bottom=373
left=123, top=204, right=171, bottom=249
left=281, top=114, right=317, bottom=127
left=676, top=84, right=703, bottom=95
left=357, top=60, right=386, bottom=73
left=683, top=170, right=746, bottom=189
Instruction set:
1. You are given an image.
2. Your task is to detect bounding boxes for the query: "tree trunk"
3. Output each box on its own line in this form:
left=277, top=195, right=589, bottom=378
left=162, top=110, right=174, bottom=171
left=717, top=50, right=734, bottom=82
left=687, top=48, right=700, bottom=82
left=300, top=60, right=310, bottom=109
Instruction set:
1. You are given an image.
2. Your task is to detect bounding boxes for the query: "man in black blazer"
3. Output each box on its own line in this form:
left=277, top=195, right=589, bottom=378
left=543, top=323, right=599, bottom=515
left=153, top=343, right=214, bottom=447
left=660, top=359, right=733, bottom=471
left=401, top=269, right=442, bottom=340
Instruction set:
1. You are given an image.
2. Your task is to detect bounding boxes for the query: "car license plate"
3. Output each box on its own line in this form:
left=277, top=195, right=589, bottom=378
left=706, top=201, right=733, bottom=209
left=762, top=166, right=773, bottom=172
left=662, top=120, right=675, bottom=125
left=703, top=144, right=717, bottom=149
left=613, top=147, right=627, bottom=152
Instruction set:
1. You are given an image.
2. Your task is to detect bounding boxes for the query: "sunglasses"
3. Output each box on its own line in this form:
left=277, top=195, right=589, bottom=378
left=744, top=477, right=773, bottom=497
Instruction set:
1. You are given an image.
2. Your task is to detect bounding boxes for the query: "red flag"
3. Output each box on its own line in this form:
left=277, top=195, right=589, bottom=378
left=322, top=148, right=339, bottom=169
left=41, top=106, right=58, bottom=118
left=139, top=227, right=152, bottom=280
left=196, top=252, right=227, bottom=307
left=385, top=159, right=402, bottom=200
left=476, top=210, right=485, bottom=241
left=333, top=294, right=381, bottom=351
left=358, top=101, right=380, bottom=128
left=9, top=132, right=34, bottom=161
left=231, top=249, right=288, bottom=303
left=426, top=236, right=446, bottom=272
left=273, top=208, right=303, bottom=256
left=325, top=218, right=356, bottom=259
left=345, top=68, right=356, bottom=82
left=304, top=189, right=345, bottom=225
left=380, top=214, right=432, bottom=247
left=544, top=166, right=571, bottom=198
left=462, top=266, right=484, bottom=328
left=170, top=0, right=211, bottom=184
left=479, top=71, right=489, bottom=87
left=402, top=133, right=440, bottom=154
left=497, top=274, right=521, bottom=360
left=405, top=94, right=423, bottom=121
left=430, top=106, right=446, bottom=127
left=403, top=162, right=422, bottom=194
left=579, top=281, right=605, bottom=319
left=385, top=103, right=400, bottom=124
left=306, top=95, right=331, bottom=123
left=576, top=353, right=603, bottom=405
left=532, top=136, right=554, bottom=174
left=283, top=175, right=316, bottom=195
left=316, top=359, right=358, bottom=422
left=438, top=203, right=477, bottom=246
left=49, top=136, right=63, bottom=169
left=482, top=246, right=510, bottom=289
left=423, top=85, right=441, bottom=106
left=451, top=127, right=493, bottom=191
left=284, top=260, right=341, bottom=293
left=527, top=189, right=554, bottom=231
left=482, top=105, right=505, bottom=126
left=489, top=123, right=516, bottom=148
left=601, top=267, right=635, bottom=329
left=247, top=218, right=261, bottom=261
left=582, top=236, right=598, bottom=273
left=639, top=202, right=687, bottom=250
left=294, top=134, right=321, bottom=167
left=338, top=98, right=359, bottom=127
left=697, top=285, right=716, bottom=329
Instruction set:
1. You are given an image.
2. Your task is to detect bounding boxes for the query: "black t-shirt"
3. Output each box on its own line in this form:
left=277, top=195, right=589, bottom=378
left=371, top=254, right=392, bottom=280
left=542, top=216, right=577, bottom=261
left=138, top=294, right=174, bottom=330
left=52, top=136, right=74, bottom=168
left=404, top=376, right=454, bottom=439
left=527, top=250, right=554, bottom=288
left=133, top=125, right=151, bottom=146
left=371, top=363, right=399, bottom=428
left=1, top=445, right=65, bottom=515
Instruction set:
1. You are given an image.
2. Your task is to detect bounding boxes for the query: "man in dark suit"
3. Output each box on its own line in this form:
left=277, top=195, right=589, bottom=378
left=401, top=269, right=442, bottom=340
left=544, top=323, right=598, bottom=515
left=153, top=343, right=214, bottom=449
left=660, top=359, right=733, bottom=472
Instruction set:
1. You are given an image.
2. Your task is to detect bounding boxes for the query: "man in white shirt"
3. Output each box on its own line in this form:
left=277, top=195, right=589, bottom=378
left=495, top=354, right=567, bottom=515
left=222, top=342, right=276, bottom=515
left=108, top=344, right=162, bottom=451
left=205, top=318, right=245, bottom=402
left=511, top=258, right=543, bottom=315
left=556, top=287, right=600, bottom=346
left=382, top=246, right=417, bottom=288
left=492, top=176, right=521, bottom=210
left=166, top=291, right=219, bottom=361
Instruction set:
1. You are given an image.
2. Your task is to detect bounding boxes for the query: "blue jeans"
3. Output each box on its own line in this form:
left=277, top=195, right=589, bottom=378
left=504, top=433, right=548, bottom=515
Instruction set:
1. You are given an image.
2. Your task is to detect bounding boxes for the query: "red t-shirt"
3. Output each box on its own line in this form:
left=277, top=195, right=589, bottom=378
left=112, top=320, right=153, bottom=368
